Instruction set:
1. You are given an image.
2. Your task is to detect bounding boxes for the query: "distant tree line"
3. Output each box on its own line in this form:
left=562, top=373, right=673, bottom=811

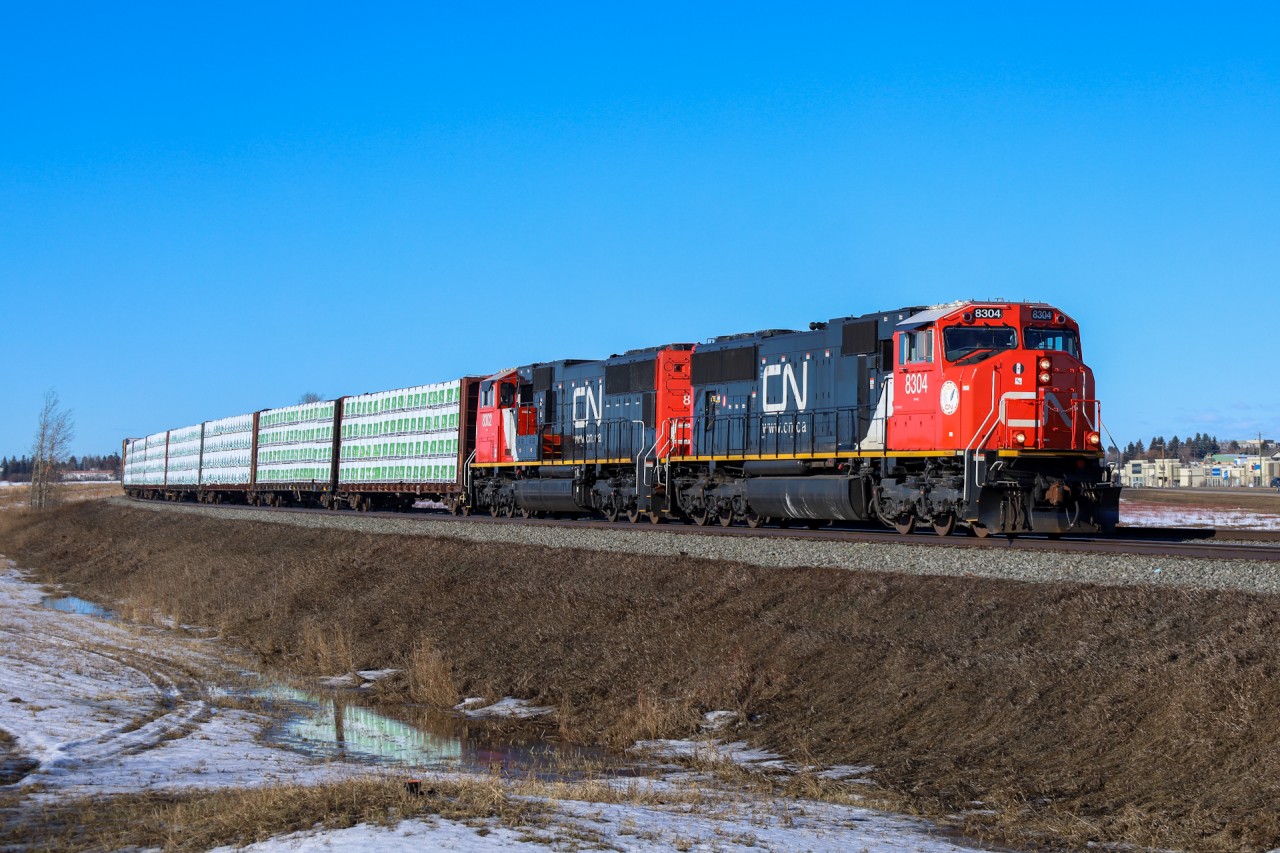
left=1118, top=433, right=1274, bottom=464
left=1, top=453, right=120, bottom=482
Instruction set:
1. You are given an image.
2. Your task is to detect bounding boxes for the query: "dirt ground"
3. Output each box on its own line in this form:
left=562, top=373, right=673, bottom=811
left=1125, top=486, right=1280, bottom=513
left=5, top=501, right=1280, bottom=851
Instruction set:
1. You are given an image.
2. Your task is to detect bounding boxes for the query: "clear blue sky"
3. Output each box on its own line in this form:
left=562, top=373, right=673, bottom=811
left=3, top=2, right=1278, bottom=459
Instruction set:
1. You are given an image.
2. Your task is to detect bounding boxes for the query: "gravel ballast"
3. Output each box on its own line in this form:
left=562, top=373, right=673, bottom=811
left=120, top=497, right=1280, bottom=595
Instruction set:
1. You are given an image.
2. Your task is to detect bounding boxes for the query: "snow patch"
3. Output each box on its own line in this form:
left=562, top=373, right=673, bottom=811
left=459, top=697, right=555, bottom=719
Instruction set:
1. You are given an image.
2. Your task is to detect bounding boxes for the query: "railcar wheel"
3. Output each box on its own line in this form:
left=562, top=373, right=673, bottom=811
left=626, top=507, right=641, bottom=523
left=520, top=506, right=534, bottom=519
left=806, top=520, right=824, bottom=530
left=891, top=515, right=915, bottom=535
left=931, top=515, right=956, bottom=537
left=777, top=518, right=791, bottom=529
left=489, top=504, right=501, bottom=518
left=647, top=511, right=663, bottom=525
left=970, top=523, right=991, bottom=539
left=460, top=503, right=472, bottom=517
left=602, top=504, right=620, bottom=523
left=745, top=512, right=765, bottom=529
left=718, top=508, right=734, bottom=528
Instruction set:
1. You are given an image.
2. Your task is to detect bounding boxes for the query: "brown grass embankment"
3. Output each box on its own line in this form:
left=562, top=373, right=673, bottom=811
left=4, top=501, right=1280, bottom=850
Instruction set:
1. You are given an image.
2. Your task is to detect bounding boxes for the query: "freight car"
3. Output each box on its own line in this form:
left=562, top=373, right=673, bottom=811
left=122, top=300, right=1120, bottom=537
left=124, top=379, right=481, bottom=512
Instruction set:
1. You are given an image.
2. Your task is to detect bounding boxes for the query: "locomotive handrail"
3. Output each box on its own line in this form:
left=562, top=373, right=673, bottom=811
left=632, top=420, right=656, bottom=488
left=963, top=379, right=1001, bottom=502
left=462, top=449, right=476, bottom=493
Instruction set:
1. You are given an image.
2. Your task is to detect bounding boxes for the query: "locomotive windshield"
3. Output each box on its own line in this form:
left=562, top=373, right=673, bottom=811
left=1024, top=327, right=1080, bottom=357
left=944, top=325, right=1016, bottom=364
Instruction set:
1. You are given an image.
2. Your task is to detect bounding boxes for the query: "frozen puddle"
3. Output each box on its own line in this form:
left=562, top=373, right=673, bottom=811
left=0, top=562, right=988, bottom=851
left=40, top=593, right=117, bottom=619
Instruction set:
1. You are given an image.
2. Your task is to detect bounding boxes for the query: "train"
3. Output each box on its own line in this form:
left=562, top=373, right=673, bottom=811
left=123, top=300, right=1121, bottom=537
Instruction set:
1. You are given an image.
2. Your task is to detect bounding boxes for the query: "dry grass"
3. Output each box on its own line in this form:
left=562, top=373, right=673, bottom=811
left=3, top=775, right=547, bottom=853
left=404, top=637, right=459, bottom=706
left=0, top=482, right=118, bottom=512
left=4, top=759, right=838, bottom=853
left=8, top=501, right=1280, bottom=849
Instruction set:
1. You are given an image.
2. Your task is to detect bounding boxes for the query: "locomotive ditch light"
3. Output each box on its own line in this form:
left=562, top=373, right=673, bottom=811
left=1038, top=357, right=1052, bottom=371
left=1015, top=431, right=1027, bottom=444
left=1038, top=371, right=1052, bottom=384
left=1087, top=432, right=1101, bottom=447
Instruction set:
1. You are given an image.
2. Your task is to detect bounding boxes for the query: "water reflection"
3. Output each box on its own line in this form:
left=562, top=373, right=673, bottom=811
left=258, top=684, right=613, bottom=778
left=40, top=595, right=116, bottom=619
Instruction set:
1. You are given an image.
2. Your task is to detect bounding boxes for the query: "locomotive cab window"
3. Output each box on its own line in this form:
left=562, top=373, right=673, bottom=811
left=899, top=328, right=934, bottom=365
left=1024, top=327, right=1080, bottom=358
left=944, top=325, right=1016, bottom=364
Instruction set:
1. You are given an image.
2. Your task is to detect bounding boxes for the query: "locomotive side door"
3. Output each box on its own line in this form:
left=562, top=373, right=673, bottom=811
left=889, top=325, right=940, bottom=451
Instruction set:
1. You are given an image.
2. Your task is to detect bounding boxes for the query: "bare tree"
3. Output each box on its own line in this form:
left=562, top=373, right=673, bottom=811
left=298, top=392, right=323, bottom=404
left=30, top=390, right=75, bottom=511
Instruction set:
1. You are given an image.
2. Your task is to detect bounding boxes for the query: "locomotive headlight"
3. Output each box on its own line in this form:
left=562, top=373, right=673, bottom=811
left=1087, top=432, right=1101, bottom=447
left=1014, top=431, right=1027, bottom=444
left=1038, top=371, right=1052, bottom=384
left=1038, top=357, right=1052, bottom=371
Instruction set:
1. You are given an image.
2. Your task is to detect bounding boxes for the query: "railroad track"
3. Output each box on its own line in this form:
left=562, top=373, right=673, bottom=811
left=137, top=499, right=1280, bottom=563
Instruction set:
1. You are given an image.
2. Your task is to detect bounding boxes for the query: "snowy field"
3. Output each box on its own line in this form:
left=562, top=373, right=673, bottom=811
left=0, top=561, right=982, bottom=851
left=1121, top=499, right=1280, bottom=531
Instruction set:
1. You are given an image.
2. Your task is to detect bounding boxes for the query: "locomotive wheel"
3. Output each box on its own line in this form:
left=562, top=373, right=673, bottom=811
left=647, top=511, right=663, bottom=525
left=460, top=503, right=472, bottom=517
left=745, top=511, right=765, bottom=529
left=501, top=504, right=514, bottom=518
left=970, top=523, right=992, bottom=539
left=519, top=506, right=534, bottom=519
left=626, top=507, right=641, bottom=524
left=692, top=508, right=712, bottom=526
left=718, top=508, right=734, bottom=528
left=931, top=514, right=956, bottom=537
left=892, top=515, right=915, bottom=535
left=602, top=504, right=620, bottom=523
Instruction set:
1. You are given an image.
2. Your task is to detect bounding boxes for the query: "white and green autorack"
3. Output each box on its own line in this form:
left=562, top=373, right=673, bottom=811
left=255, top=401, right=338, bottom=486
left=200, top=413, right=254, bottom=486
left=122, top=376, right=479, bottom=510
left=338, top=379, right=463, bottom=486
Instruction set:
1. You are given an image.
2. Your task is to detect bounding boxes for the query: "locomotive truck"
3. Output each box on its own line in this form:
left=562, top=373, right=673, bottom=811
left=123, top=300, right=1120, bottom=537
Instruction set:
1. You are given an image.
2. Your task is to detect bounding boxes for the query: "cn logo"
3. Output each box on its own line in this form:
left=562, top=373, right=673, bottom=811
left=762, top=361, right=809, bottom=413
left=480, top=413, right=493, bottom=428
left=572, top=384, right=603, bottom=428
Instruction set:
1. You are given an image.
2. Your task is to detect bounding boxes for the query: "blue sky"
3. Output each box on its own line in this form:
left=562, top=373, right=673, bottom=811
left=3, top=3, right=1278, bottom=458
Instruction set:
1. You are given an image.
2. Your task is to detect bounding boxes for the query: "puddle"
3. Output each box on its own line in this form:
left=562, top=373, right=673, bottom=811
left=40, top=595, right=116, bottom=619
left=256, top=684, right=626, bottom=780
